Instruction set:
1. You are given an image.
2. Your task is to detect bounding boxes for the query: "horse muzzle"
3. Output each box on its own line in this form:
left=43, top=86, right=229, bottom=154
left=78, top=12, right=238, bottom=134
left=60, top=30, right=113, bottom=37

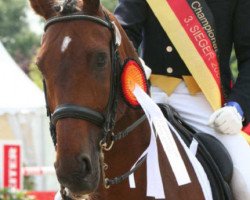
left=55, top=153, right=100, bottom=195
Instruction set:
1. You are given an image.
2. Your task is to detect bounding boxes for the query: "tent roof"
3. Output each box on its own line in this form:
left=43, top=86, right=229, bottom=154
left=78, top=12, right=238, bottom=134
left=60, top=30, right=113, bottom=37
left=0, top=42, right=45, bottom=114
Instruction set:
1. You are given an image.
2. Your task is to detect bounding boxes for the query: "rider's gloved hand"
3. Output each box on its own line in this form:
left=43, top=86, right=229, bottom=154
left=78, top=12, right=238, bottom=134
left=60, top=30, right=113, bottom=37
left=209, top=101, right=244, bottom=135
left=139, top=57, right=152, bottom=80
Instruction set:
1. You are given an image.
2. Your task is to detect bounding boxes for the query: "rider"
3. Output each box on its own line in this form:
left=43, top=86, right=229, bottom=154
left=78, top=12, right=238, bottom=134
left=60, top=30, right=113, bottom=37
left=114, top=0, right=250, bottom=199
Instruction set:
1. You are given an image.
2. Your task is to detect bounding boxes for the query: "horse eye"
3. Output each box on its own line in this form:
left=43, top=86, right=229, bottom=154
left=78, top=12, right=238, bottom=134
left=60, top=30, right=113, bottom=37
left=96, top=53, right=107, bottom=68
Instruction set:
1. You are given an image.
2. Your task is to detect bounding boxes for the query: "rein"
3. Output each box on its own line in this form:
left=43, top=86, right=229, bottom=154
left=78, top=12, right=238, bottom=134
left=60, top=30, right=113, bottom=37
left=43, top=12, right=147, bottom=198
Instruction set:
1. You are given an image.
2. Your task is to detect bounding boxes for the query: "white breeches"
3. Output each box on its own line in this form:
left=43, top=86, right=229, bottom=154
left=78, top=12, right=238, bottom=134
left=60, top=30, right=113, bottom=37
left=151, top=82, right=250, bottom=200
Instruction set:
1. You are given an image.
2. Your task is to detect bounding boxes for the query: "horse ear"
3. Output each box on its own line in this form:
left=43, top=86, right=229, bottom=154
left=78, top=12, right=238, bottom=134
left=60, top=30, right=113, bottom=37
left=29, top=0, right=56, bottom=19
left=83, top=0, right=100, bottom=14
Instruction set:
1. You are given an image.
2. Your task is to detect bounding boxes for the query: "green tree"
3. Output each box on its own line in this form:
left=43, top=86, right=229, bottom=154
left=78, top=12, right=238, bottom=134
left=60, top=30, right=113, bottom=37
left=0, top=188, right=35, bottom=200
left=29, top=56, right=43, bottom=89
left=0, top=0, right=40, bottom=73
left=101, top=0, right=117, bottom=11
left=230, top=49, right=238, bottom=80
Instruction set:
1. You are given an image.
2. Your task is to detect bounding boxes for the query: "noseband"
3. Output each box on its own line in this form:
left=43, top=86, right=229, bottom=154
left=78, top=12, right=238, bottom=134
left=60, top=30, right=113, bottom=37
left=43, top=12, right=147, bottom=196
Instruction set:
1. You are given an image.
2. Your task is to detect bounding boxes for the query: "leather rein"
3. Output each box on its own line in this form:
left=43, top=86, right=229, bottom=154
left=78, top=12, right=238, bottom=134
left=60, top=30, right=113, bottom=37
left=43, top=13, right=147, bottom=195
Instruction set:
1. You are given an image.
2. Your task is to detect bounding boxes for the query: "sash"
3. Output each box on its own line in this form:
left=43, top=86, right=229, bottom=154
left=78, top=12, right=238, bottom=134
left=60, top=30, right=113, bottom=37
left=147, top=0, right=250, bottom=142
left=146, top=0, right=222, bottom=110
left=243, top=125, right=250, bottom=143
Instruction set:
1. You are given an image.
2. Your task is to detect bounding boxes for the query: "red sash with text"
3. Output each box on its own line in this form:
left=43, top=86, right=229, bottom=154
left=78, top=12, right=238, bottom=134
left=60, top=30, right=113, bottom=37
left=147, top=0, right=250, bottom=142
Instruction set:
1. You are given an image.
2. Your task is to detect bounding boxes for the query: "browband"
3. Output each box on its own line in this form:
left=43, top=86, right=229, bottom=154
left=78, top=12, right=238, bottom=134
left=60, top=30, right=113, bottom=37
left=45, top=14, right=113, bottom=31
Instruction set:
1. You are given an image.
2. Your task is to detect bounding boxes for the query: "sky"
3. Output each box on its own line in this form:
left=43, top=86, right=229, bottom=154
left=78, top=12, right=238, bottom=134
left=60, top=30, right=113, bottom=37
left=26, top=7, right=44, bottom=35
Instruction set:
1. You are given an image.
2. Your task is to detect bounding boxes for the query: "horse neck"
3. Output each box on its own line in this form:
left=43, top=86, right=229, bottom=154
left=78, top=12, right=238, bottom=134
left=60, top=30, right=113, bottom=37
left=103, top=9, right=151, bottom=182
left=104, top=104, right=150, bottom=178
left=115, top=106, right=150, bottom=147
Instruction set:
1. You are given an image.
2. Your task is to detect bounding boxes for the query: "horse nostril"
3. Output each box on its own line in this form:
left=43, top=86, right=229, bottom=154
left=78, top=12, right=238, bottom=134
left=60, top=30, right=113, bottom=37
left=77, top=154, right=92, bottom=176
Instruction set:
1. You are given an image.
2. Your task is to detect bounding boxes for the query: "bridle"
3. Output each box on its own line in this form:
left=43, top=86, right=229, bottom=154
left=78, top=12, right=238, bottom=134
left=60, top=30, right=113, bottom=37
left=44, top=13, right=119, bottom=147
left=42, top=12, right=147, bottom=198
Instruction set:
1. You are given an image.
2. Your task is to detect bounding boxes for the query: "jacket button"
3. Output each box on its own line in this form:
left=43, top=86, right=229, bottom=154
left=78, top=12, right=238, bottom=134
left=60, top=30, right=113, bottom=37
left=166, top=67, right=173, bottom=74
left=166, top=46, right=173, bottom=53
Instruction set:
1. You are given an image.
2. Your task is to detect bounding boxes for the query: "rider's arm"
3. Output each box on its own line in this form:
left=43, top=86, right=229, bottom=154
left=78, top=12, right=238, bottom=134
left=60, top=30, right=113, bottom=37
left=114, top=0, right=148, bottom=50
left=227, top=0, right=250, bottom=125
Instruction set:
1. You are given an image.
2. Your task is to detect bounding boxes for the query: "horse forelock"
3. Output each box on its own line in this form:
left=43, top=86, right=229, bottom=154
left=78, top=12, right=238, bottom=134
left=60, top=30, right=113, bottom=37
left=54, top=0, right=83, bottom=14
left=53, top=0, right=101, bottom=15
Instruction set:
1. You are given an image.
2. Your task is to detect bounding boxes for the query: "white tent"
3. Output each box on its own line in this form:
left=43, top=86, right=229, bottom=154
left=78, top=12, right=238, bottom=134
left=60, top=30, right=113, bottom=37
left=0, top=42, right=45, bottom=113
left=0, top=41, right=57, bottom=190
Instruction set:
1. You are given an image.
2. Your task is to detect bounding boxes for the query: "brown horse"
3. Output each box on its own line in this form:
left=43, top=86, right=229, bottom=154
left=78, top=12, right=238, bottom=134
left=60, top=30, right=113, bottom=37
left=29, top=0, right=207, bottom=199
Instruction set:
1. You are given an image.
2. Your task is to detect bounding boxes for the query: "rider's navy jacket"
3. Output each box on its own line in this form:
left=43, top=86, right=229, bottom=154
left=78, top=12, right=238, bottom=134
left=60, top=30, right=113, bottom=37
left=114, top=0, right=250, bottom=124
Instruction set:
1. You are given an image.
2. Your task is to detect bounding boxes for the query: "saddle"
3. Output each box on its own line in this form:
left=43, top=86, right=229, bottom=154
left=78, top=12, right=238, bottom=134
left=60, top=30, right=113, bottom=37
left=159, top=104, right=234, bottom=200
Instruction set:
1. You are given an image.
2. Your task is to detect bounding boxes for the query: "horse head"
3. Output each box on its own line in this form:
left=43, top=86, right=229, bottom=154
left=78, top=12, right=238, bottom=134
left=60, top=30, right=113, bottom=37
left=30, top=0, right=142, bottom=198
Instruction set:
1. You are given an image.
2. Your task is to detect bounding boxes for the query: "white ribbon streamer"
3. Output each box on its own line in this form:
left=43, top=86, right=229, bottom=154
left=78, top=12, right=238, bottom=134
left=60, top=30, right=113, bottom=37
left=129, top=85, right=191, bottom=199
left=190, top=138, right=199, bottom=156
left=129, top=110, right=165, bottom=198
left=112, top=22, right=122, bottom=46
left=146, top=125, right=165, bottom=198
left=167, top=122, right=213, bottom=200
